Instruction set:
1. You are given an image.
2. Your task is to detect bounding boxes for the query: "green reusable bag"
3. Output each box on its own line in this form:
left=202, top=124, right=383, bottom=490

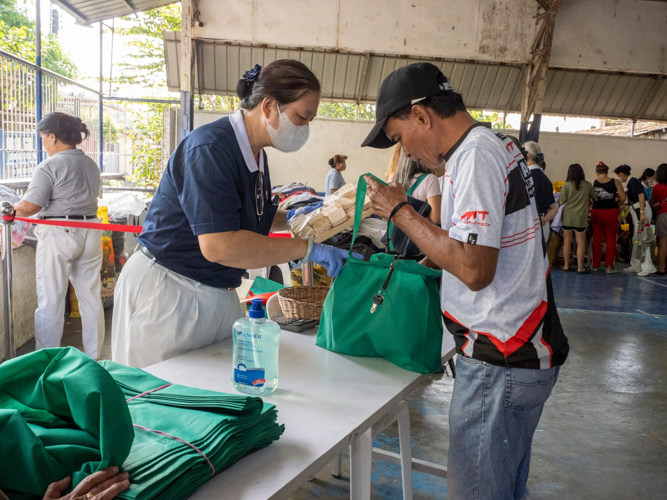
left=316, top=174, right=444, bottom=374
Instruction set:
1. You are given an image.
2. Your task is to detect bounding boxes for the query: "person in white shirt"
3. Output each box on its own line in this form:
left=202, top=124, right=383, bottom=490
left=361, top=62, right=569, bottom=500
left=390, top=147, right=441, bottom=224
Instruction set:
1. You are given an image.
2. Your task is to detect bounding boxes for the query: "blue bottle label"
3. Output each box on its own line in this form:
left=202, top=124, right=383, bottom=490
left=234, top=364, right=266, bottom=387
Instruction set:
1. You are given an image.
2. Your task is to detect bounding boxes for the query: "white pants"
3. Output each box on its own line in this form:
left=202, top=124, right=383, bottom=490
left=628, top=202, right=657, bottom=275
left=111, top=251, right=244, bottom=368
left=34, top=222, right=104, bottom=359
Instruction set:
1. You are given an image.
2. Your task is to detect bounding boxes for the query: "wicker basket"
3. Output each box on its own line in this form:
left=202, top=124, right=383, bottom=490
left=278, top=286, right=330, bottom=321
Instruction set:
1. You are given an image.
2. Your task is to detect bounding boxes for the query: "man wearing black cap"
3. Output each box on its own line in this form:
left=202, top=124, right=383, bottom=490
left=362, top=63, right=569, bottom=499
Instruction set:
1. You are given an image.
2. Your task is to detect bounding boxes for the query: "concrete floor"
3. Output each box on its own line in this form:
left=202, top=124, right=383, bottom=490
left=55, top=268, right=667, bottom=499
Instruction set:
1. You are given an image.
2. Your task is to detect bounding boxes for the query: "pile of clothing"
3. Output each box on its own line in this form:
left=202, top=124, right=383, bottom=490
left=273, top=183, right=323, bottom=210
left=323, top=218, right=387, bottom=260
left=0, top=347, right=284, bottom=500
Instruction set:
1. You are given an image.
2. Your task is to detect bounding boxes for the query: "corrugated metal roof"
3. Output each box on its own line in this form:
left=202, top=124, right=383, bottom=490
left=52, top=0, right=176, bottom=25
left=164, top=33, right=667, bottom=121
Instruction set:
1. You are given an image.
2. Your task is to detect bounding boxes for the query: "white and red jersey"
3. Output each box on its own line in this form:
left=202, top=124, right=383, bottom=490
left=440, top=124, right=568, bottom=369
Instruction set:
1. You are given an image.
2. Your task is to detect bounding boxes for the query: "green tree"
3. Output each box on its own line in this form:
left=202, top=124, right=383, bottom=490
left=470, top=110, right=506, bottom=129
left=318, top=102, right=375, bottom=120
left=110, top=5, right=181, bottom=184
left=103, top=116, right=118, bottom=143
left=0, top=0, right=78, bottom=78
left=114, top=4, right=181, bottom=91
left=125, top=102, right=167, bottom=187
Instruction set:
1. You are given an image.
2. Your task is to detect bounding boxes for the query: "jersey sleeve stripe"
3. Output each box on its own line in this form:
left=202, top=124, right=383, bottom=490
left=500, top=234, right=537, bottom=249
left=501, top=223, right=541, bottom=241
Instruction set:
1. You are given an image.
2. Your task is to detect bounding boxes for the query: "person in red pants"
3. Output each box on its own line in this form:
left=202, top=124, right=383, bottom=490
left=591, top=161, right=626, bottom=273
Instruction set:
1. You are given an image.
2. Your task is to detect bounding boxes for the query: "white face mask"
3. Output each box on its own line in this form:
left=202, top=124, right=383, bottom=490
left=266, top=104, right=310, bottom=153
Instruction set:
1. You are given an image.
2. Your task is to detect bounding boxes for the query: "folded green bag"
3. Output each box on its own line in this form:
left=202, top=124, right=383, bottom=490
left=0, top=348, right=133, bottom=500
left=317, top=174, right=444, bottom=374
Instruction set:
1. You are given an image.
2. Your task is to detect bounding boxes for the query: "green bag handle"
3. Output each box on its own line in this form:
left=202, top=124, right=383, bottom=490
left=386, top=173, right=429, bottom=252
left=350, top=173, right=386, bottom=257
left=406, top=173, right=429, bottom=197
left=351, top=173, right=430, bottom=256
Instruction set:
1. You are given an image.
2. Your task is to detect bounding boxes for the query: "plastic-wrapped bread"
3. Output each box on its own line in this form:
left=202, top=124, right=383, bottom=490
left=325, top=207, right=348, bottom=227
left=289, top=183, right=367, bottom=239
left=336, top=183, right=356, bottom=199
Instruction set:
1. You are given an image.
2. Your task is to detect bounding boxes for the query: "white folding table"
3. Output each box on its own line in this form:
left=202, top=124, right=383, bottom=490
left=143, top=328, right=455, bottom=499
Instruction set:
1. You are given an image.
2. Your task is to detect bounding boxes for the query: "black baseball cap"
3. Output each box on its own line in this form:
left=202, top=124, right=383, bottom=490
left=361, top=62, right=453, bottom=149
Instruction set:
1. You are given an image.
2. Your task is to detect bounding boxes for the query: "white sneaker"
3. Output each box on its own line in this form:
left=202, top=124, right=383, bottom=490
left=637, top=270, right=654, bottom=277
left=623, top=267, right=640, bottom=273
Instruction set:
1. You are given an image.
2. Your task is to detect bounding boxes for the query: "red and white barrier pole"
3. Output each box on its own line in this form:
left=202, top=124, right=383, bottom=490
left=1, top=201, right=16, bottom=361
left=0, top=204, right=293, bottom=362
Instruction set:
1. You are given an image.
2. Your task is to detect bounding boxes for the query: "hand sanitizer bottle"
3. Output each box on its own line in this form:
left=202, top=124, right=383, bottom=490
left=232, top=298, right=281, bottom=396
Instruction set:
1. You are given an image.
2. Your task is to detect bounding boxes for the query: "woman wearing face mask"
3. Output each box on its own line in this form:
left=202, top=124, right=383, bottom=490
left=112, top=60, right=354, bottom=368
left=640, top=168, right=656, bottom=202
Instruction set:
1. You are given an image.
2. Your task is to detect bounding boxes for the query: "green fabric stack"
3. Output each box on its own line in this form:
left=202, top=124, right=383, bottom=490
left=100, top=360, right=285, bottom=500
left=0, top=348, right=284, bottom=500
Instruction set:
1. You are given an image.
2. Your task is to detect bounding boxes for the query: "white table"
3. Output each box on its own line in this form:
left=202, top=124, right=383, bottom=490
left=144, top=329, right=455, bottom=499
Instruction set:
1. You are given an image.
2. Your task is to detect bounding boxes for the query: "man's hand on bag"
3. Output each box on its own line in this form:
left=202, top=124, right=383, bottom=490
left=364, top=176, right=408, bottom=220
left=43, top=467, right=130, bottom=500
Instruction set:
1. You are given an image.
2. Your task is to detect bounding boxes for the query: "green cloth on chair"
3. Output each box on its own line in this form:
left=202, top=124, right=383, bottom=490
left=0, top=348, right=285, bottom=500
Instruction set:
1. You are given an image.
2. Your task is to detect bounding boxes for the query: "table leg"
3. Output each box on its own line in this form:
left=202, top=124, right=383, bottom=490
left=350, top=428, right=373, bottom=500
left=397, top=403, right=413, bottom=500
left=330, top=453, right=343, bottom=478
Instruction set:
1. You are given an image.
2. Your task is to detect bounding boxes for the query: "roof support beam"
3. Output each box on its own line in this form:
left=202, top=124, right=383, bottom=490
left=355, top=52, right=371, bottom=105
left=180, top=0, right=195, bottom=141
left=50, top=0, right=89, bottom=25
left=520, top=0, right=565, bottom=142
left=120, top=0, right=137, bottom=15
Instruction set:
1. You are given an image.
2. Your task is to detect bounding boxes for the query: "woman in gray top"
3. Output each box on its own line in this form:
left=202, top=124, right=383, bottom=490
left=14, top=112, right=104, bottom=359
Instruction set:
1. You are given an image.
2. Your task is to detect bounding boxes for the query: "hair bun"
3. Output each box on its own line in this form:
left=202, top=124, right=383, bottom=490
left=328, top=158, right=334, bottom=167
left=236, top=78, right=254, bottom=100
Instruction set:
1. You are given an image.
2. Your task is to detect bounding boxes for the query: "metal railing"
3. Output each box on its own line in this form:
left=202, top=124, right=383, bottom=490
left=0, top=49, right=101, bottom=180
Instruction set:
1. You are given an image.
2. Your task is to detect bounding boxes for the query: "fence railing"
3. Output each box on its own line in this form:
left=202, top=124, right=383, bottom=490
left=0, top=49, right=101, bottom=180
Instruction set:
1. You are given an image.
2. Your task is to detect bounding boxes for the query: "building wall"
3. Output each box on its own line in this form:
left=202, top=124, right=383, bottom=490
left=194, top=0, right=667, bottom=74
left=194, top=0, right=537, bottom=64
left=550, top=0, right=667, bottom=74
left=0, top=245, right=37, bottom=360
left=194, top=111, right=667, bottom=190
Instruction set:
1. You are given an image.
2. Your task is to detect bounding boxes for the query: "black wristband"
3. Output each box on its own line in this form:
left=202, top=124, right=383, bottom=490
left=388, top=201, right=409, bottom=223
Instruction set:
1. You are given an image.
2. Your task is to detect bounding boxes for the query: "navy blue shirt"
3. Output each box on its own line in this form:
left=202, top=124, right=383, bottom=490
left=529, top=166, right=555, bottom=215
left=138, top=115, right=277, bottom=288
left=626, top=177, right=644, bottom=205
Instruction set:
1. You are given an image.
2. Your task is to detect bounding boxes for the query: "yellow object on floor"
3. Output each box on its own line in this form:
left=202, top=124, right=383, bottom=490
left=69, top=284, right=81, bottom=318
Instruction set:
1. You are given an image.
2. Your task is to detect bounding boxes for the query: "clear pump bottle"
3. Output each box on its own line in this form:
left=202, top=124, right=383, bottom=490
left=232, top=298, right=281, bottom=395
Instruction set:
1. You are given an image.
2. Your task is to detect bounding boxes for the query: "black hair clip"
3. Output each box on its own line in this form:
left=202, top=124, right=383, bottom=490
left=535, top=153, right=545, bottom=163
left=243, top=64, right=262, bottom=82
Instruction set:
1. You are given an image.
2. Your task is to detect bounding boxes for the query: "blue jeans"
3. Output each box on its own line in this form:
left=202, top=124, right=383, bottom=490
left=447, top=355, right=560, bottom=500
